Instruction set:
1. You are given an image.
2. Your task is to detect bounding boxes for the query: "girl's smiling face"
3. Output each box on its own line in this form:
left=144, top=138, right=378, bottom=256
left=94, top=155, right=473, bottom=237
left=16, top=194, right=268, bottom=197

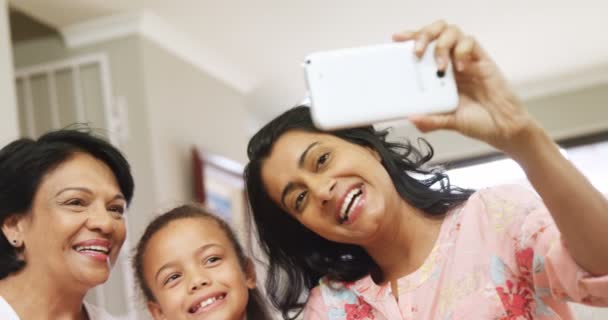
left=143, top=217, right=256, bottom=320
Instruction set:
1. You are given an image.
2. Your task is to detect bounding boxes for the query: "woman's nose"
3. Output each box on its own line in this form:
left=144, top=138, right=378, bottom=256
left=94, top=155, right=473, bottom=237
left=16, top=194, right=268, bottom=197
left=85, top=203, right=114, bottom=234
left=309, top=176, right=336, bottom=205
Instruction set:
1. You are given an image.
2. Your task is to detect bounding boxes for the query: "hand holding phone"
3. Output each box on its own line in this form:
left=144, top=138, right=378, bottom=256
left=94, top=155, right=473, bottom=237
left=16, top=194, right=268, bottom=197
left=304, top=40, right=459, bottom=130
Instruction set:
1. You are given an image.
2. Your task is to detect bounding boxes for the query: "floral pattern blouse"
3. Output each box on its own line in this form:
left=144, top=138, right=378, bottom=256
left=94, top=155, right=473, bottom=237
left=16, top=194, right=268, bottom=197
left=303, top=185, right=608, bottom=319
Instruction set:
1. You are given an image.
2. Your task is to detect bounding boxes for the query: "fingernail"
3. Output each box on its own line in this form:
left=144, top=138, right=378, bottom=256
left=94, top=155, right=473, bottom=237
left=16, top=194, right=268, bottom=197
left=456, top=61, right=464, bottom=72
left=415, top=40, right=425, bottom=52
left=436, top=57, right=446, bottom=70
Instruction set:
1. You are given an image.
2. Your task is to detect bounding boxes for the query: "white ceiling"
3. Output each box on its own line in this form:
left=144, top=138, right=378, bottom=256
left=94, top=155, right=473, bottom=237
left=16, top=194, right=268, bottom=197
left=10, top=0, right=608, bottom=122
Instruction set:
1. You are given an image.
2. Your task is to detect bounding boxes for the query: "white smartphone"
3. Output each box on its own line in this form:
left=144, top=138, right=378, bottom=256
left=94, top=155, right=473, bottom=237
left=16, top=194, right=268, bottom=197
left=303, top=41, right=459, bottom=130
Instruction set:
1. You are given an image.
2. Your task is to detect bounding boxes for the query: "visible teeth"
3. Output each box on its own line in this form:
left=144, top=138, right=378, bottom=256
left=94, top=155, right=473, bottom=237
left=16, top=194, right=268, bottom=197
left=340, top=188, right=362, bottom=219
left=76, top=245, right=109, bottom=254
left=200, top=297, right=216, bottom=309
left=199, top=294, right=225, bottom=309
left=190, top=294, right=226, bottom=313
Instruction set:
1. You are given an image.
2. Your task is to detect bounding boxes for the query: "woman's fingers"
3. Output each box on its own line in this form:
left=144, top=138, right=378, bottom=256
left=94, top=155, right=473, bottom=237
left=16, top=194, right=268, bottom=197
left=392, top=30, right=416, bottom=42
left=394, top=21, right=472, bottom=73
left=408, top=113, right=456, bottom=133
left=453, top=36, right=477, bottom=72
left=414, top=19, right=448, bottom=58
left=435, top=25, right=463, bottom=71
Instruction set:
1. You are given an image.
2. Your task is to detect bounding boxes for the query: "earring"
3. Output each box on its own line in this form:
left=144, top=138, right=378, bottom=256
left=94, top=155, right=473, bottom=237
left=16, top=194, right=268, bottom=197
left=11, top=239, right=19, bottom=247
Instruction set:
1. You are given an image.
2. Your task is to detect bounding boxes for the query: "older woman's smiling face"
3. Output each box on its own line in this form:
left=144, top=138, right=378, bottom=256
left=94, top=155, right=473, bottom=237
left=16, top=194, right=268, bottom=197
left=6, top=152, right=127, bottom=290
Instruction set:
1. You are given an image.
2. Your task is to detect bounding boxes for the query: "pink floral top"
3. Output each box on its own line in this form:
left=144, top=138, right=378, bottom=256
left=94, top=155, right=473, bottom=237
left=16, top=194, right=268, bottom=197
left=303, top=185, right=608, bottom=320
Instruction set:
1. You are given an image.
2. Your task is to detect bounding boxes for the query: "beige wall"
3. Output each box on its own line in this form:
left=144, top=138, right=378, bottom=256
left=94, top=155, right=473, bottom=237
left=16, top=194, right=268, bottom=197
left=387, top=84, right=608, bottom=164
left=140, top=37, right=248, bottom=208
left=13, top=34, right=250, bottom=218
left=0, top=0, right=18, bottom=147
left=526, top=84, right=608, bottom=139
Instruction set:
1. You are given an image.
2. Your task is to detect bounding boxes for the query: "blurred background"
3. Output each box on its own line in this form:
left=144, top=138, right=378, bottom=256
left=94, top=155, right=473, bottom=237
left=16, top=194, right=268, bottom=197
left=1, top=0, right=607, bottom=319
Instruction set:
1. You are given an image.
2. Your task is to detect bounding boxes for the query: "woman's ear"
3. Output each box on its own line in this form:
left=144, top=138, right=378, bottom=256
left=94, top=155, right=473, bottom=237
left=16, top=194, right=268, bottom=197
left=147, top=301, right=167, bottom=320
left=244, top=258, right=257, bottom=289
left=2, top=214, right=26, bottom=248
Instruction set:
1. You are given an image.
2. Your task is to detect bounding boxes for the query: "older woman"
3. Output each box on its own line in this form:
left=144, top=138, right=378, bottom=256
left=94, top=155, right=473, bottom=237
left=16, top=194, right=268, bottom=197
left=0, top=128, right=134, bottom=319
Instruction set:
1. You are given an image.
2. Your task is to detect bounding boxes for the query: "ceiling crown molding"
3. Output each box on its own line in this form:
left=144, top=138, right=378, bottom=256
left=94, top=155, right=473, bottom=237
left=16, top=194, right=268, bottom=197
left=60, top=11, right=255, bottom=93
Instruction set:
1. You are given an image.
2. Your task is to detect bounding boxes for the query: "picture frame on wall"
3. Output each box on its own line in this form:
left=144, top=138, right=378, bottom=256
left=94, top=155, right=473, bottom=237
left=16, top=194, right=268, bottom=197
left=191, top=147, right=251, bottom=247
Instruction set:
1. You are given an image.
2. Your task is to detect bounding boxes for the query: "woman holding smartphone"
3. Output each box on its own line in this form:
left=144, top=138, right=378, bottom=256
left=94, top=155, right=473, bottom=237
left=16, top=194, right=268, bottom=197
left=244, top=21, right=608, bottom=319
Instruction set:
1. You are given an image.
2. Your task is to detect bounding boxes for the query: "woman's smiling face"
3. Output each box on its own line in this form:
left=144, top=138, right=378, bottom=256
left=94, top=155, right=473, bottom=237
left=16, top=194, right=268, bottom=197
left=261, top=130, right=405, bottom=245
left=6, top=153, right=127, bottom=289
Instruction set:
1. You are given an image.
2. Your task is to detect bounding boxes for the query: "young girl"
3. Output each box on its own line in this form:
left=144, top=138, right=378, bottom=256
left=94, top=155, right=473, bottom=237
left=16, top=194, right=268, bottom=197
left=132, top=204, right=272, bottom=320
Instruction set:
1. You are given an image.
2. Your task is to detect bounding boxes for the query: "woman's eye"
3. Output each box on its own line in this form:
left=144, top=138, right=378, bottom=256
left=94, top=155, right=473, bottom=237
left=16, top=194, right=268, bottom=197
left=164, top=273, right=180, bottom=285
left=295, top=191, right=307, bottom=211
left=66, top=199, right=86, bottom=206
left=316, top=152, right=330, bottom=169
left=205, top=256, right=222, bottom=265
left=108, top=205, right=125, bottom=215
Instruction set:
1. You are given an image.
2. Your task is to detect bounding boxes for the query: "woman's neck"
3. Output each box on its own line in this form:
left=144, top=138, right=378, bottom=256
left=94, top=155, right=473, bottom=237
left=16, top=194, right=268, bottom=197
left=364, top=203, right=444, bottom=284
left=0, top=265, right=87, bottom=319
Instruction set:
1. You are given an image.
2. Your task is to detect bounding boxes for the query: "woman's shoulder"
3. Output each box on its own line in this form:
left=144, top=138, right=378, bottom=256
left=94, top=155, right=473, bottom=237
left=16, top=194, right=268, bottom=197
left=0, top=297, right=118, bottom=320
left=468, top=183, right=537, bottom=202
left=84, top=302, right=120, bottom=320
left=0, top=296, right=20, bottom=320
left=456, top=183, right=547, bottom=239
left=464, top=184, right=543, bottom=217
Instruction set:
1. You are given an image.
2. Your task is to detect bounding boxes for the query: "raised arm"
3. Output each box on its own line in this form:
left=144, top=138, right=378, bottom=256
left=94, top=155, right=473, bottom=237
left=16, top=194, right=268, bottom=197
left=394, top=20, right=608, bottom=275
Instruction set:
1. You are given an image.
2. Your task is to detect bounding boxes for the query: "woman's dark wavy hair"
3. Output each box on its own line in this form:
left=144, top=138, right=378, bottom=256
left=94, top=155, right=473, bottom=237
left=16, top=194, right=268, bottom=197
left=132, top=204, right=273, bottom=320
left=244, top=105, right=473, bottom=319
left=0, top=127, right=134, bottom=279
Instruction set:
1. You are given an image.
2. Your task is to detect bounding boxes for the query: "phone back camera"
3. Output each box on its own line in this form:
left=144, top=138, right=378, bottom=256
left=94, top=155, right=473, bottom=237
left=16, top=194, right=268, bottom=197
left=306, top=59, right=311, bottom=65
left=436, top=69, right=445, bottom=78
